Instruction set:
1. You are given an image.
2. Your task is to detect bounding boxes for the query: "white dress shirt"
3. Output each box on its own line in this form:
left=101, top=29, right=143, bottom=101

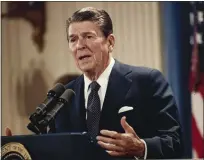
left=84, top=57, right=115, bottom=111
left=83, top=57, right=147, bottom=159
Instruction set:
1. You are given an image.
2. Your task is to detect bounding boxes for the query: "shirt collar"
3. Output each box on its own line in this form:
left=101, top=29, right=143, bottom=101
left=84, top=57, right=115, bottom=92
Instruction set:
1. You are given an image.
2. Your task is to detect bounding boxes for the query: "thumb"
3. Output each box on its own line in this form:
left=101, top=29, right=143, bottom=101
left=5, top=127, right=12, bottom=136
left=120, top=116, right=138, bottom=138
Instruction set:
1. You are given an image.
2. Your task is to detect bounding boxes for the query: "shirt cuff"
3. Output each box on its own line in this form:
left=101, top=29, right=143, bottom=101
left=141, top=139, right=147, bottom=159
left=134, top=139, right=147, bottom=159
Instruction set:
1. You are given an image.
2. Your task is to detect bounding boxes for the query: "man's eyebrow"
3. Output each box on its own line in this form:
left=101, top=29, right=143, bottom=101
left=69, top=32, right=95, bottom=38
left=68, top=34, right=75, bottom=39
left=82, top=32, right=95, bottom=35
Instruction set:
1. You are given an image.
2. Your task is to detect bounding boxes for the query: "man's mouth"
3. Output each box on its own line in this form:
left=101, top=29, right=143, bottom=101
left=79, top=55, right=91, bottom=60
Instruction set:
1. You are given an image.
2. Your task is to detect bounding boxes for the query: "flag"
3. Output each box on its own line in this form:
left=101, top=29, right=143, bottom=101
left=189, top=2, right=204, bottom=158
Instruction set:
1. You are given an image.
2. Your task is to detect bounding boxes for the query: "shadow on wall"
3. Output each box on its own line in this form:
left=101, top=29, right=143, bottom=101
left=16, top=60, right=50, bottom=117
left=15, top=59, right=80, bottom=117
left=54, top=74, right=80, bottom=85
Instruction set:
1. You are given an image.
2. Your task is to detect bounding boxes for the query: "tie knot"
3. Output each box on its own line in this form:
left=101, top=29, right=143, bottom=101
left=89, top=81, right=100, bottom=92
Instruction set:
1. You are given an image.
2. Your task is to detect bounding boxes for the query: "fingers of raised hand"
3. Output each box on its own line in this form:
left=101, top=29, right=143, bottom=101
left=5, top=127, right=12, bottom=136
left=100, top=130, right=122, bottom=139
left=121, top=116, right=138, bottom=138
left=97, top=135, right=122, bottom=147
left=97, top=141, right=125, bottom=152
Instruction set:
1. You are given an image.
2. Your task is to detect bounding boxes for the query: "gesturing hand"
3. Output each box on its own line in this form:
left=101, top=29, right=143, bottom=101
left=97, top=116, right=145, bottom=158
left=5, top=127, right=12, bottom=136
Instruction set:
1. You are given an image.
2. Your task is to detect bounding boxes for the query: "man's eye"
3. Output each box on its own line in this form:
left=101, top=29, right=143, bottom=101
left=87, top=35, right=93, bottom=39
left=70, top=38, right=76, bottom=42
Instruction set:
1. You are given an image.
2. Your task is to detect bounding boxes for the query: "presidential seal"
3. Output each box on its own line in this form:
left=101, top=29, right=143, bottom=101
left=1, top=142, right=32, bottom=160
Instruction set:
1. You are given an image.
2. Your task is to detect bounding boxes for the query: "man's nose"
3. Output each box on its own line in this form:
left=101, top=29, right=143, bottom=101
left=76, top=38, right=86, bottom=50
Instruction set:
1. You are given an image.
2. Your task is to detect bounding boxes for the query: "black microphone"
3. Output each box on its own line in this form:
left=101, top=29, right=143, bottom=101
left=27, top=83, right=66, bottom=134
left=41, top=89, right=75, bottom=126
left=33, top=83, right=65, bottom=116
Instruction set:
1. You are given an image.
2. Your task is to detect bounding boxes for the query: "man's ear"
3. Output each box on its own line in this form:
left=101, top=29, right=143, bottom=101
left=107, top=34, right=115, bottom=52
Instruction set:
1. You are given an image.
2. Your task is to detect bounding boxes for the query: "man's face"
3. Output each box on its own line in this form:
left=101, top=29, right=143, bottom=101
left=68, top=21, right=112, bottom=74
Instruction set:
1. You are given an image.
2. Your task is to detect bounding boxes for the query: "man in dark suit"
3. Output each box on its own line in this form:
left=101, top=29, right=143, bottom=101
left=55, top=7, right=182, bottom=159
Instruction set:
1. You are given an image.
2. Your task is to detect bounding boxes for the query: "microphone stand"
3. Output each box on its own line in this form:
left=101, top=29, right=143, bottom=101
left=27, top=112, right=52, bottom=134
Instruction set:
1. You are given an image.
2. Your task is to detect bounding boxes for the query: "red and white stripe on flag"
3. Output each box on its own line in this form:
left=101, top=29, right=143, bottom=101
left=191, top=81, right=204, bottom=158
left=189, top=2, right=204, bottom=158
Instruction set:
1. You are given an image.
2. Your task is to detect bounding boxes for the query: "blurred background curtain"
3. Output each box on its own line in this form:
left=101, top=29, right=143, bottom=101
left=162, top=2, right=204, bottom=158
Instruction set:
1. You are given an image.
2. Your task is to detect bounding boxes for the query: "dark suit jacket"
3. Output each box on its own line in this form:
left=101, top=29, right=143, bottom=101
left=55, top=60, right=183, bottom=159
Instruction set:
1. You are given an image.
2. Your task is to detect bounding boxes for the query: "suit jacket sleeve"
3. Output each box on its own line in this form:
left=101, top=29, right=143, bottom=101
left=143, top=69, right=183, bottom=158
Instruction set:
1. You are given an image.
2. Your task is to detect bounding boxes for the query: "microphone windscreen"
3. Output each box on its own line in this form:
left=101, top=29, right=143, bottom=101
left=49, top=83, right=66, bottom=97
left=60, top=89, right=75, bottom=102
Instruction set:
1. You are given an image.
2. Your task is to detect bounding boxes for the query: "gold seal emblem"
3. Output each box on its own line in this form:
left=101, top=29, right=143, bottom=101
left=1, top=142, right=32, bottom=160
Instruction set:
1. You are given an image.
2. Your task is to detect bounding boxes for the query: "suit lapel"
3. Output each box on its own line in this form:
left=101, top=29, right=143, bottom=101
left=71, top=61, right=132, bottom=132
left=72, top=76, right=87, bottom=132
left=100, top=60, right=132, bottom=130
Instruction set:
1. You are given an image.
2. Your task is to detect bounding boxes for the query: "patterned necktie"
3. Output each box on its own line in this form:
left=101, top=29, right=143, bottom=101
left=87, top=81, right=101, bottom=138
